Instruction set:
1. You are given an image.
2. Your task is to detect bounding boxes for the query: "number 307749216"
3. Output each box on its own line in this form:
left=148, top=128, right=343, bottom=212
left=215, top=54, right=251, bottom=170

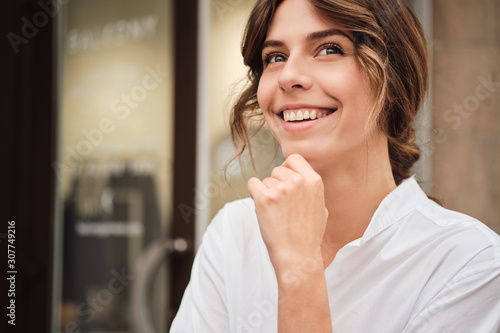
left=7, top=221, right=16, bottom=270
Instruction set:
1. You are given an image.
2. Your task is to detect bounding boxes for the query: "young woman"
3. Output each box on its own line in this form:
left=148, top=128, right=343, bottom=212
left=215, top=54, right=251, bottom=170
left=171, top=0, right=500, bottom=331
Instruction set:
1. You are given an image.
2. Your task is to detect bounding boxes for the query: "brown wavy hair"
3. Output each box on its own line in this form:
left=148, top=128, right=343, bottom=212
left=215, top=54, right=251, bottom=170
left=229, top=0, right=429, bottom=185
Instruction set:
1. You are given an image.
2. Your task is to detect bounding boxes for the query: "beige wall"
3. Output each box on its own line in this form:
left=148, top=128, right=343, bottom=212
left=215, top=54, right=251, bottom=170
left=432, top=0, right=500, bottom=233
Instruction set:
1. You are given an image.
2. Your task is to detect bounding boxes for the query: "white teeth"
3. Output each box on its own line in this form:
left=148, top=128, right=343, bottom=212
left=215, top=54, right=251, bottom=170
left=296, top=110, right=303, bottom=121
left=283, top=109, right=331, bottom=122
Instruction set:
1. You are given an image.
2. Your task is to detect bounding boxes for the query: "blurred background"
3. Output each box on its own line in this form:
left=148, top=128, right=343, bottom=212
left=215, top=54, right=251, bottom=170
left=3, top=0, right=499, bottom=332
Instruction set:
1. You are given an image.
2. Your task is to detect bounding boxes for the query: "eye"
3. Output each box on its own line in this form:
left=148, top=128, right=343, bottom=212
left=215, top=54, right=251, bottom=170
left=317, top=43, right=344, bottom=56
left=264, top=52, right=287, bottom=65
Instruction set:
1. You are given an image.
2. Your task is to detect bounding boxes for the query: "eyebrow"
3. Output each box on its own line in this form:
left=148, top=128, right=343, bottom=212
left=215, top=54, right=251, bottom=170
left=307, top=28, right=353, bottom=43
left=262, top=28, right=353, bottom=50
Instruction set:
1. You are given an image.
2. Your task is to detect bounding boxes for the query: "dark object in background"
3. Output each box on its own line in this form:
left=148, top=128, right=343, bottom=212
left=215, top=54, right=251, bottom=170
left=62, top=164, right=161, bottom=331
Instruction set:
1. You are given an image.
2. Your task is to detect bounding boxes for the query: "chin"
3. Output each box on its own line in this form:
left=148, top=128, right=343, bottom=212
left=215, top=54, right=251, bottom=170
left=280, top=142, right=353, bottom=175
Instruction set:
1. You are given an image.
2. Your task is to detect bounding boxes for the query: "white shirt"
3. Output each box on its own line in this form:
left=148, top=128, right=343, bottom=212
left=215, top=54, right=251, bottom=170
left=170, top=177, right=500, bottom=332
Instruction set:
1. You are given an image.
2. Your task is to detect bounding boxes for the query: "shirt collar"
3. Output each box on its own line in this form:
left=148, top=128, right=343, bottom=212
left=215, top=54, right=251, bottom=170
left=356, top=175, right=429, bottom=245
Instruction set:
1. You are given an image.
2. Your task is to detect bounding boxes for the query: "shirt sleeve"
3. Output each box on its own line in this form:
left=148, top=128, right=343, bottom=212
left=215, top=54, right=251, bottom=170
left=403, top=265, right=500, bottom=333
left=169, top=211, right=228, bottom=333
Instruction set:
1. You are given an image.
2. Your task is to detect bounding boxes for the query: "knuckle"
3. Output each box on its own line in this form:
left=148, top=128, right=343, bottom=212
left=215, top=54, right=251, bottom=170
left=276, top=181, right=289, bottom=195
left=288, top=153, right=301, bottom=162
left=291, top=174, right=304, bottom=186
left=262, top=177, right=273, bottom=187
left=261, top=190, right=279, bottom=205
left=310, top=173, right=323, bottom=187
left=271, top=166, right=282, bottom=178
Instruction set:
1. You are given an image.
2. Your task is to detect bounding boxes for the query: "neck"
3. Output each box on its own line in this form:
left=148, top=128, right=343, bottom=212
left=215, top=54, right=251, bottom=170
left=315, top=136, right=397, bottom=264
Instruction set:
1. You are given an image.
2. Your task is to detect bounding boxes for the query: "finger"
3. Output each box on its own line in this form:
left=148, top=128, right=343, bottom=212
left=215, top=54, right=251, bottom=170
left=262, top=177, right=280, bottom=188
left=247, top=177, right=268, bottom=199
left=282, top=154, right=319, bottom=179
left=270, top=165, right=296, bottom=181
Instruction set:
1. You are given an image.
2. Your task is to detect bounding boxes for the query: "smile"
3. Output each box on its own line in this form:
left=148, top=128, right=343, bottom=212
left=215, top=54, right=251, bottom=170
left=280, top=108, right=337, bottom=122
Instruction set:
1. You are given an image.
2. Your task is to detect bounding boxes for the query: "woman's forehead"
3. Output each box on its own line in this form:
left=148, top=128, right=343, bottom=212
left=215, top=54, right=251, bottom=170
left=266, top=0, right=352, bottom=42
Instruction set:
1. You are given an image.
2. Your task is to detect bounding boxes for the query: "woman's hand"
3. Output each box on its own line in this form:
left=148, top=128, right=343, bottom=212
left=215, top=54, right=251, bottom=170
left=248, top=154, right=332, bottom=332
left=247, top=153, right=328, bottom=277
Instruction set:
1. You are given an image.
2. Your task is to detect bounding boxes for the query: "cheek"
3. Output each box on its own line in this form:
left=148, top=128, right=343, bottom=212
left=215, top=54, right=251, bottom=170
left=256, top=81, right=272, bottom=122
left=256, top=86, right=264, bottom=109
left=256, top=72, right=277, bottom=110
left=325, top=66, right=373, bottom=116
left=256, top=77, right=268, bottom=109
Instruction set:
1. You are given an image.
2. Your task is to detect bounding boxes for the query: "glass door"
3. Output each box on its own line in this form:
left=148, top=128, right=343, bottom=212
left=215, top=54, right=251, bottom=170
left=52, top=1, right=174, bottom=332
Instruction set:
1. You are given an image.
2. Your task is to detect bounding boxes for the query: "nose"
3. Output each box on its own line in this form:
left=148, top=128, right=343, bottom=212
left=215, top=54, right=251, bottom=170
left=277, top=57, right=313, bottom=92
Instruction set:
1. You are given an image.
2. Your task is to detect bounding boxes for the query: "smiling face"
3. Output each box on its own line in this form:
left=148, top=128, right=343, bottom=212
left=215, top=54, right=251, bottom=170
left=257, top=0, right=384, bottom=173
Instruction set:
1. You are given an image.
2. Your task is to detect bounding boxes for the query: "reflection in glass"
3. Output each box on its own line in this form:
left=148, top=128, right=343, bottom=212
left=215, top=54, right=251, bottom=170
left=54, top=0, right=174, bottom=332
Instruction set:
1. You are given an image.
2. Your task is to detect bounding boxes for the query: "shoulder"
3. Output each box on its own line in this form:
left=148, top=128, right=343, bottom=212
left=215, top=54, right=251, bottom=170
left=400, top=201, right=500, bottom=331
left=385, top=177, right=500, bottom=258
left=373, top=176, right=500, bottom=277
left=201, top=197, right=260, bottom=250
left=208, top=197, right=257, bottom=231
left=216, top=197, right=256, bottom=221
left=417, top=199, right=500, bottom=250
left=407, top=197, right=500, bottom=277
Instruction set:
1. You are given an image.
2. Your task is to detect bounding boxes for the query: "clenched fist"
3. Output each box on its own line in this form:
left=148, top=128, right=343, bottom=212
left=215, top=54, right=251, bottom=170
left=247, top=154, right=328, bottom=276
